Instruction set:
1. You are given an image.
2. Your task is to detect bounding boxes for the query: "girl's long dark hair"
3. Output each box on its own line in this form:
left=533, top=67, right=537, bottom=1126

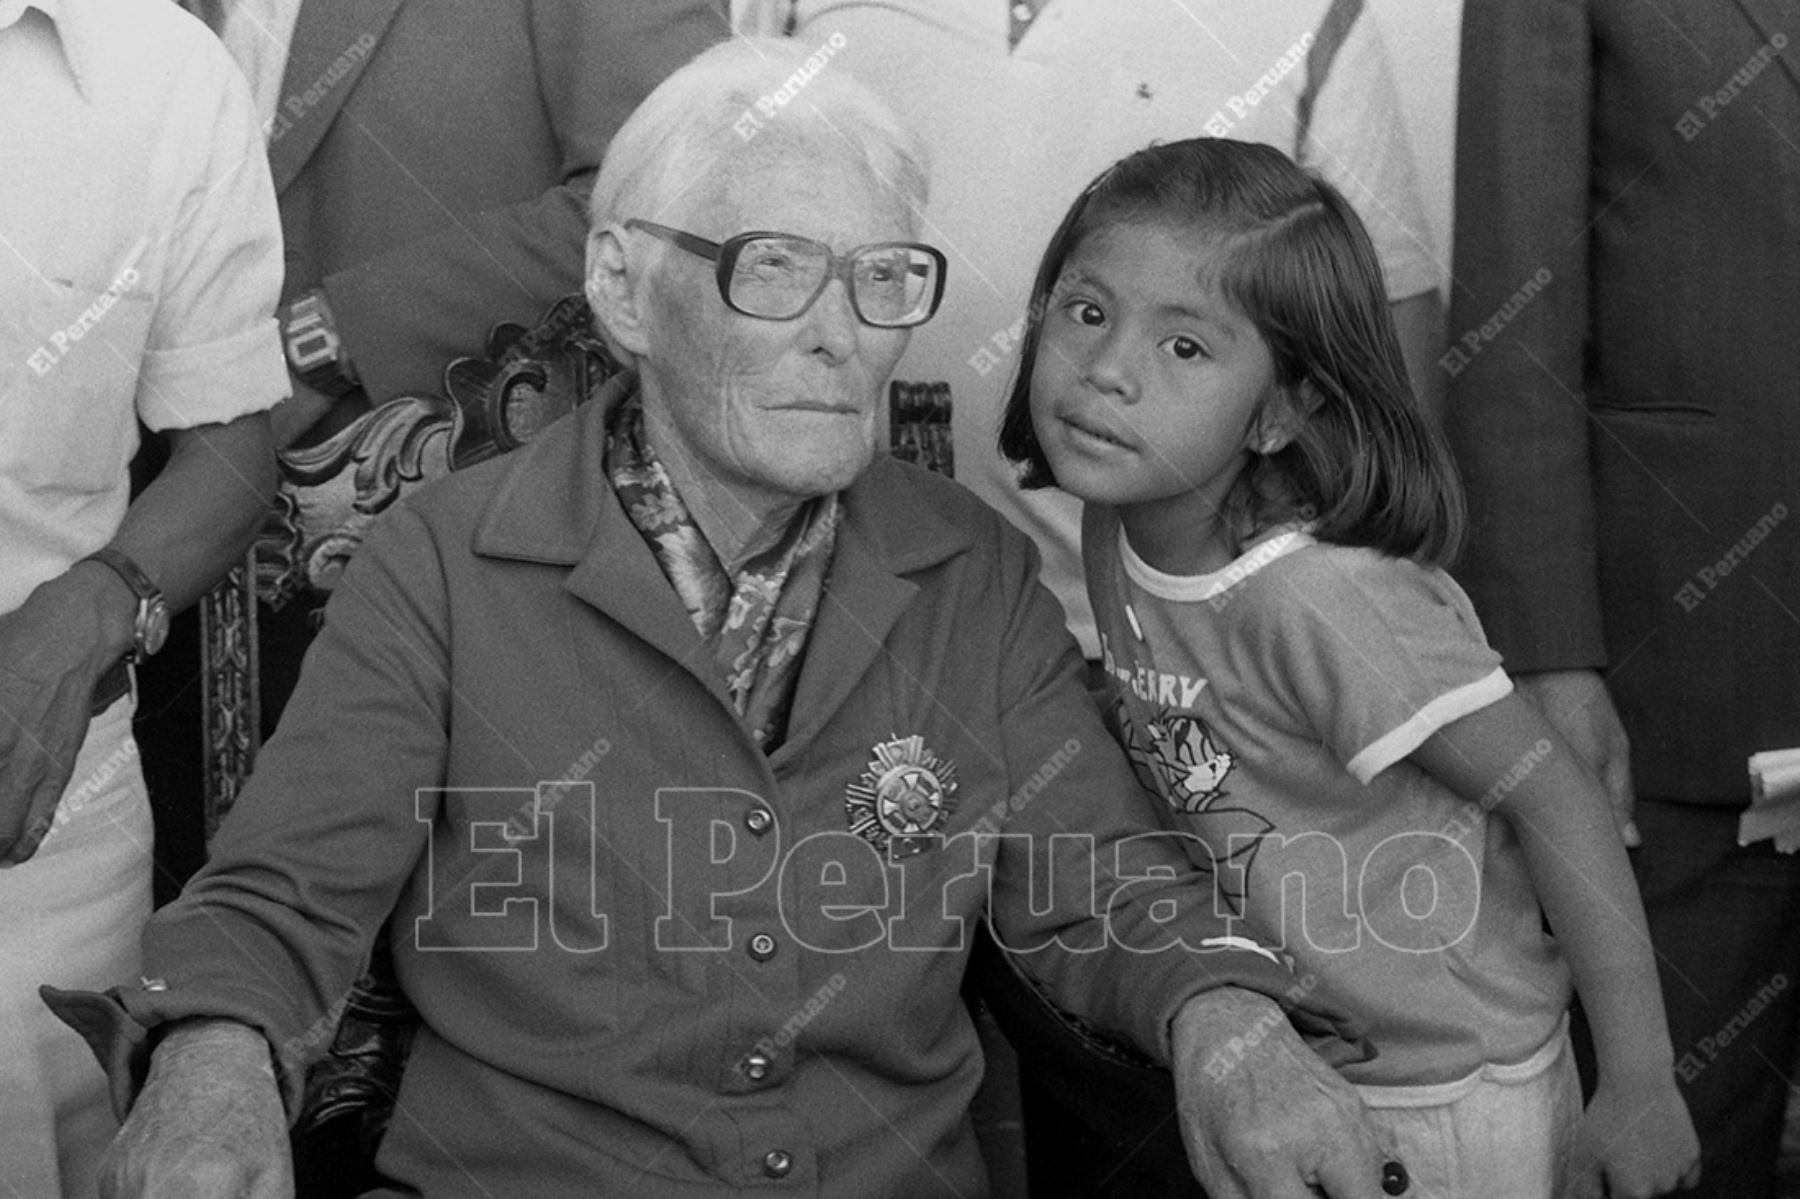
left=998, top=137, right=1464, bottom=565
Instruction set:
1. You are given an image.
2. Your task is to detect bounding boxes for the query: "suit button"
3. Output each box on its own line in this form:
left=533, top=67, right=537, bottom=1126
left=748, top=933, right=777, bottom=961
left=745, top=807, right=774, bottom=835
left=743, top=1051, right=772, bottom=1081
left=763, top=1149, right=793, bottom=1178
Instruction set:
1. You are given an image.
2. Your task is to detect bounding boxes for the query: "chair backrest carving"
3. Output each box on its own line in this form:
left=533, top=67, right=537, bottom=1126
left=256, top=294, right=617, bottom=607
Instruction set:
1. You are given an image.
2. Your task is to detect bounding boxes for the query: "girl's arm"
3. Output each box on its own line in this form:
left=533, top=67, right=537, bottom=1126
left=1410, top=690, right=1700, bottom=1198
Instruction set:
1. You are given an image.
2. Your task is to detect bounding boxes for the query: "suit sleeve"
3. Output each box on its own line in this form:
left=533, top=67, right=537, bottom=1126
left=322, top=1, right=729, bottom=403
left=1443, top=0, right=1605, bottom=672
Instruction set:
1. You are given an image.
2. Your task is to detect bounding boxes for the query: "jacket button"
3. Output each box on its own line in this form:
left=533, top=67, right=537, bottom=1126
left=748, top=933, right=777, bottom=961
left=745, top=807, right=774, bottom=835
left=762, top=1149, right=793, bottom=1178
left=743, top=1051, right=772, bottom=1081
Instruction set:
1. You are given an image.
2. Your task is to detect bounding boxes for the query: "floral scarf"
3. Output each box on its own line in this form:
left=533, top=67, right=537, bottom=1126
left=607, top=395, right=839, bottom=752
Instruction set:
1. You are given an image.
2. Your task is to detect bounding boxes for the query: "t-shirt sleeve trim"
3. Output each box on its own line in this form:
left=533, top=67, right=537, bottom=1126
left=1345, top=667, right=1513, bottom=784
left=1198, top=933, right=1286, bottom=965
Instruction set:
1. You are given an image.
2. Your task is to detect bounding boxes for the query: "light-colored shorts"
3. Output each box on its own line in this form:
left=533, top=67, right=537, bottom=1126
left=1356, top=1019, right=1581, bottom=1199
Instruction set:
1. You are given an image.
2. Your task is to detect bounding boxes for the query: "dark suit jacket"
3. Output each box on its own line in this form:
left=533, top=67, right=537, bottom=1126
left=273, top=0, right=729, bottom=403
left=1446, top=0, right=1800, bottom=802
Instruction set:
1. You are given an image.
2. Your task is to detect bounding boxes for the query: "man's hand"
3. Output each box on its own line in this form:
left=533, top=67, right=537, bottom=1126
left=0, top=564, right=136, bottom=864
left=1515, top=670, right=1638, bottom=847
left=1172, top=988, right=1394, bottom=1199
left=2, top=412, right=277, bottom=864
left=100, top=1019, right=292, bottom=1199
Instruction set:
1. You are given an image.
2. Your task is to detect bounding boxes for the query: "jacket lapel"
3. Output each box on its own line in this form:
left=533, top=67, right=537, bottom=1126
left=1730, top=0, right=1800, bottom=94
left=774, top=521, right=920, bottom=758
left=473, top=375, right=710, bottom=676
left=772, top=459, right=972, bottom=759
left=269, top=0, right=407, bottom=193
left=562, top=505, right=714, bottom=677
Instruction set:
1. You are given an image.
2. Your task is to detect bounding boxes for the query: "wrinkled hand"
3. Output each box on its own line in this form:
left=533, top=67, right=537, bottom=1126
left=1172, top=988, right=1393, bottom=1199
left=1558, top=1077, right=1700, bottom=1198
left=0, top=566, right=132, bottom=864
left=100, top=1020, right=293, bottom=1199
left=1516, top=670, right=1638, bottom=847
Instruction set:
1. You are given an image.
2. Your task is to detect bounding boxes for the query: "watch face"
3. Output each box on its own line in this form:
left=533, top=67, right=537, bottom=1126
left=141, top=598, right=171, bottom=658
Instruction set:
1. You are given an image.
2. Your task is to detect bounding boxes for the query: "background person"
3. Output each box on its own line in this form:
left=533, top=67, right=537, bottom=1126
left=0, top=0, right=285, bottom=1192
left=1446, top=1, right=1800, bottom=1194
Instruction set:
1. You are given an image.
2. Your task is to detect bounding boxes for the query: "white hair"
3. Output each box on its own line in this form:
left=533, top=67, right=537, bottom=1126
left=588, top=36, right=931, bottom=235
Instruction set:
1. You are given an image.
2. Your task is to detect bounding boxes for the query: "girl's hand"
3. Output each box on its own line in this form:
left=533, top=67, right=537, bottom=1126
left=1558, top=1077, right=1700, bottom=1199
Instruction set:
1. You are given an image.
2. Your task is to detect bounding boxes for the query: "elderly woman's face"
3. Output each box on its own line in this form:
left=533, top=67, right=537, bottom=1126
left=636, top=151, right=913, bottom=507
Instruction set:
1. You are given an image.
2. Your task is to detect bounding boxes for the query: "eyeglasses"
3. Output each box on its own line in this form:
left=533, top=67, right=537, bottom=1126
left=626, top=219, right=947, bottom=328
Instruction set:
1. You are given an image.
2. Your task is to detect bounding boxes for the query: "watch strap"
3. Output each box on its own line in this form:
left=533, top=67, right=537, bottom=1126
left=282, top=288, right=363, bottom=399
left=80, top=547, right=160, bottom=603
left=78, top=547, right=166, bottom=662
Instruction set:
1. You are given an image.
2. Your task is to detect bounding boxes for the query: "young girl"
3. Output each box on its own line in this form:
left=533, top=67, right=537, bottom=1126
left=1000, top=138, right=1701, bottom=1198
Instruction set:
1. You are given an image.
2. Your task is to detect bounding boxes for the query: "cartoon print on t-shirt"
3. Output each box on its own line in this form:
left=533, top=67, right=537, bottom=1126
left=1145, top=708, right=1235, bottom=810
left=1116, top=701, right=1271, bottom=911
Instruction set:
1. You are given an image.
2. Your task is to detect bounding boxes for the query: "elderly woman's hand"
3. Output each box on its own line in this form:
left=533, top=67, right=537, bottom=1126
left=1172, top=987, right=1396, bottom=1199
left=100, top=1019, right=293, bottom=1199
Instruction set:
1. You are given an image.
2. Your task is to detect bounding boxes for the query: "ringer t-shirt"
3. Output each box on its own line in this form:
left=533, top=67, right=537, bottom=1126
left=1086, top=509, right=1570, bottom=1089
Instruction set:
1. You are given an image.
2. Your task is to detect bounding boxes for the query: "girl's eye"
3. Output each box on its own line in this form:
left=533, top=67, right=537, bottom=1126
left=1164, top=335, right=1207, bottom=361
left=1062, top=299, right=1105, bottom=326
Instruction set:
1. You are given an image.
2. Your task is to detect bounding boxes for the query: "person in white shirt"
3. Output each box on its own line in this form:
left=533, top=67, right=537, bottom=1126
left=0, top=0, right=286, bottom=1191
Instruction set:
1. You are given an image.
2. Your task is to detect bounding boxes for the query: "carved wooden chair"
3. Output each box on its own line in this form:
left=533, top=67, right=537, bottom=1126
left=193, top=297, right=954, bottom=1194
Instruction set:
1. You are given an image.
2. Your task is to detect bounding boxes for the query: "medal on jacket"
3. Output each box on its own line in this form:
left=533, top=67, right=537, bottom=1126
left=846, top=735, right=958, bottom=857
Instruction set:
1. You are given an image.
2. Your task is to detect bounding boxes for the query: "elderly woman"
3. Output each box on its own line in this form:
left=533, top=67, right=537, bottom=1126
left=59, top=39, right=1393, bottom=1199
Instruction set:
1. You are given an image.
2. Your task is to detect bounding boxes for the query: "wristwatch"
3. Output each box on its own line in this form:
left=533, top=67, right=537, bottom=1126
left=281, top=288, right=363, bottom=399
left=79, top=547, right=170, bottom=661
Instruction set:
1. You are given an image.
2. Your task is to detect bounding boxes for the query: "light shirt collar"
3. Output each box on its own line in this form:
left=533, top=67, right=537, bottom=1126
left=3, top=0, right=99, bottom=98
left=1120, top=524, right=1316, bottom=604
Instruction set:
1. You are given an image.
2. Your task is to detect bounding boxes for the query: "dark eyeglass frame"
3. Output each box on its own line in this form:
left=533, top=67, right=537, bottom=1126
left=625, top=218, right=947, bottom=328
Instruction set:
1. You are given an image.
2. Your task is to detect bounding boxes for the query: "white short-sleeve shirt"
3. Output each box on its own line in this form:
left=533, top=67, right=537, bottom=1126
left=0, top=0, right=287, bottom=615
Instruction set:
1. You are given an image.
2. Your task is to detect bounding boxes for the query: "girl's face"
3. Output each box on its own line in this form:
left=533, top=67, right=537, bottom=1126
left=1029, top=221, right=1285, bottom=559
